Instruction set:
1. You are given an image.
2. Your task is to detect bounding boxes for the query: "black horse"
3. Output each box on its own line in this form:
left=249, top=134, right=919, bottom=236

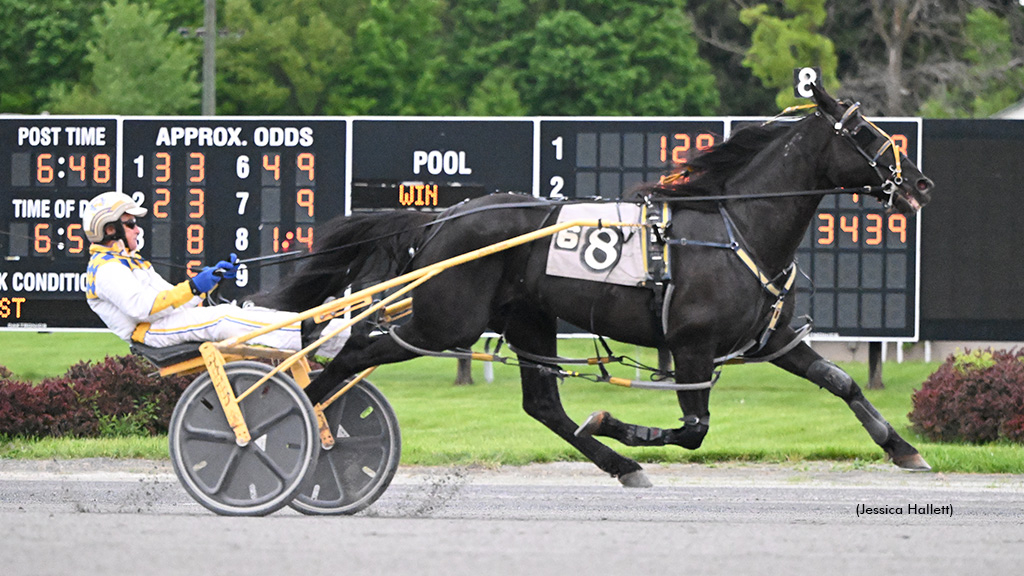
left=258, top=84, right=934, bottom=486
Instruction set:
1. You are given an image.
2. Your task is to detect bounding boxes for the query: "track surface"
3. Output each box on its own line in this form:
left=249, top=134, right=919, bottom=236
left=2, top=459, right=1023, bottom=575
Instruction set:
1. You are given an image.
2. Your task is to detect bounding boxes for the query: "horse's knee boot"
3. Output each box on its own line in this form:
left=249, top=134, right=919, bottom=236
left=808, top=360, right=891, bottom=445
left=807, top=359, right=854, bottom=399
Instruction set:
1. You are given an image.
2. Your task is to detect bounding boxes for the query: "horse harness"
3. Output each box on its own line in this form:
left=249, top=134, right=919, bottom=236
left=643, top=199, right=809, bottom=367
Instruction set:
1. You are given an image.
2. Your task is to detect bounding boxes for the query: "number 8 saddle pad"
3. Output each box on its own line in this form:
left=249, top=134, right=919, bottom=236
left=545, top=202, right=648, bottom=287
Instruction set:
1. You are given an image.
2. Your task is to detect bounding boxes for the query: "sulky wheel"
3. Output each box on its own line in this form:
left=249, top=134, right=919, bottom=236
left=168, top=361, right=319, bottom=516
left=290, top=373, right=401, bottom=515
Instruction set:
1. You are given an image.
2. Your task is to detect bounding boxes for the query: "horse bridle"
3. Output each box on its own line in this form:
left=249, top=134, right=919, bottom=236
left=817, top=101, right=905, bottom=209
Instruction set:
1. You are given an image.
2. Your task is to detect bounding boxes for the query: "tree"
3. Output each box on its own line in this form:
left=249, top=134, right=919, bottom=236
left=216, top=0, right=353, bottom=115
left=919, top=8, right=1024, bottom=118
left=343, top=0, right=454, bottom=115
left=47, top=0, right=200, bottom=114
left=0, top=0, right=104, bottom=113
left=447, top=0, right=719, bottom=116
left=829, top=1, right=1024, bottom=117
left=740, top=0, right=839, bottom=110
left=218, top=0, right=452, bottom=115
left=686, top=0, right=777, bottom=115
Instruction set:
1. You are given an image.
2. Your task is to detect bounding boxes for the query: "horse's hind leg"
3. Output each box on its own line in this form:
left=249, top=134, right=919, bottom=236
left=506, top=310, right=651, bottom=487
left=576, top=347, right=714, bottom=450
left=772, top=341, right=931, bottom=471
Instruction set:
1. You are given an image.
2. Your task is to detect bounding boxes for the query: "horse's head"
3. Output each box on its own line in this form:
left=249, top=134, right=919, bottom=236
left=810, top=83, right=934, bottom=214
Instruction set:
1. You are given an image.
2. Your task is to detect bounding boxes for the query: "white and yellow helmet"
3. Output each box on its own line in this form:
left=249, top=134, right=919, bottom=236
left=82, top=191, right=148, bottom=243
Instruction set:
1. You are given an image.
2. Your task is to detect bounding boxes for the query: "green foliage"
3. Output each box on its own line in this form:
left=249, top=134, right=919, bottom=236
left=47, top=0, right=200, bottom=114
left=953, top=349, right=997, bottom=374
left=466, top=67, right=529, bottom=116
left=740, top=0, right=839, bottom=109
left=0, top=0, right=104, bottom=112
left=919, top=8, right=1024, bottom=118
left=344, top=0, right=454, bottom=115
left=217, top=0, right=352, bottom=115
left=449, top=1, right=719, bottom=116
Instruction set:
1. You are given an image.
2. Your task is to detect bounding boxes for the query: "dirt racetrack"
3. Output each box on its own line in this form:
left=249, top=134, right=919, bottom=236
left=2, top=459, right=1023, bottom=575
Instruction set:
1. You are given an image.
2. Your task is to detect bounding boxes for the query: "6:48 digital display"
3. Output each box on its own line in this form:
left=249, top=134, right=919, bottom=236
left=1, top=117, right=119, bottom=329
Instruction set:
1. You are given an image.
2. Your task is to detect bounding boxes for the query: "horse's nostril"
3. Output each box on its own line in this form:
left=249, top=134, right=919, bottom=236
left=917, top=178, right=933, bottom=192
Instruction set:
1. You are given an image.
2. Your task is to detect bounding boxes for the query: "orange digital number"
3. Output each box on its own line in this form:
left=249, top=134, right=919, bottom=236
left=188, top=152, right=205, bottom=183
left=865, top=213, right=883, bottom=245
left=155, top=152, right=171, bottom=183
left=66, top=223, right=85, bottom=254
left=661, top=134, right=691, bottom=164
left=186, top=224, right=204, bottom=255
left=696, top=133, right=715, bottom=150
left=840, top=215, right=859, bottom=243
left=93, top=153, right=111, bottom=184
left=297, top=189, right=314, bottom=218
left=188, top=188, right=204, bottom=218
left=892, top=134, right=907, bottom=156
left=186, top=260, right=202, bottom=277
left=153, top=188, right=170, bottom=218
left=263, top=154, right=281, bottom=182
left=69, top=154, right=87, bottom=183
left=297, top=152, right=315, bottom=182
left=34, top=223, right=51, bottom=253
left=888, top=214, right=907, bottom=243
left=36, top=153, right=54, bottom=184
left=296, top=226, right=314, bottom=251
left=817, top=214, right=834, bottom=245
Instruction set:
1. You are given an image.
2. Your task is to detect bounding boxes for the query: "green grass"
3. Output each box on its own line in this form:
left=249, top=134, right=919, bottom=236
left=0, top=331, right=128, bottom=381
left=2, top=333, right=1023, bottom=473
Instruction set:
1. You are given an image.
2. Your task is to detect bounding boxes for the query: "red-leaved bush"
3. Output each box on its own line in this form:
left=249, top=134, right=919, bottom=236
left=909, top=348, right=1024, bottom=444
left=0, top=356, right=193, bottom=438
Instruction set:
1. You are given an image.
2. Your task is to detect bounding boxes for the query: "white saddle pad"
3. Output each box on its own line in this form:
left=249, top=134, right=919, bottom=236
left=545, top=202, right=646, bottom=286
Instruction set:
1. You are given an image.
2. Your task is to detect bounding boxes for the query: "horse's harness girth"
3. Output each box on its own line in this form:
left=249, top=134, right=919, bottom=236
left=658, top=202, right=801, bottom=360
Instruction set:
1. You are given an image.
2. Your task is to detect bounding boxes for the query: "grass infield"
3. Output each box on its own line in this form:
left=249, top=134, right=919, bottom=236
left=1, top=332, right=1022, bottom=473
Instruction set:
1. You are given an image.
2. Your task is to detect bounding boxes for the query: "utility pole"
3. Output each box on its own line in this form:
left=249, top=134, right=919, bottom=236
left=202, top=0, right=216, bottom=115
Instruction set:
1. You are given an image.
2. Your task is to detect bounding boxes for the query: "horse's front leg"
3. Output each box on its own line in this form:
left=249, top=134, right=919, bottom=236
left=771, top=341, right=931, bottom=471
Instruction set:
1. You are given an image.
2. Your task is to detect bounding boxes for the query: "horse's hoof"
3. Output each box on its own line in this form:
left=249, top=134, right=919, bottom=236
left=893, top=453, right=932, bottom=471
left=574, top=411, right=608, bottom=438
left=618, top=470, right=653, bottom=488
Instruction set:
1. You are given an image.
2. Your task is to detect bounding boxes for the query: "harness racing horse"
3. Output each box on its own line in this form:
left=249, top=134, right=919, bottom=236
left=257, top=84, right=935, bottom=486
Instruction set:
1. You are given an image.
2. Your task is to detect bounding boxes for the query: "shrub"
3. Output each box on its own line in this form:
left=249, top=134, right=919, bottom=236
left=909, top=348, right=1024, bottom=444
left=0, top=355, right=193, bottom=438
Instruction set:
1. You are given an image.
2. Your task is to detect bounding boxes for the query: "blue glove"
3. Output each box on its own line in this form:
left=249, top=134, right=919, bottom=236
left=213, top=253, right=240, bottom=279
left=189, top=266, right=221, bottom=295
left=189, top=255, right=238, bottom=295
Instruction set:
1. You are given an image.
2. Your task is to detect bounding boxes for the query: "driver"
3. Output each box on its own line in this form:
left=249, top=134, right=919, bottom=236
left=82, top=191, right=346, bottom=356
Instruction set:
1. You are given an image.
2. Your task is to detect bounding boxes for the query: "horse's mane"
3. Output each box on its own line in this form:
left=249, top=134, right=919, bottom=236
left=252, top=210, right=436, bottom=312
left=647, top=120, right=794, bottom=198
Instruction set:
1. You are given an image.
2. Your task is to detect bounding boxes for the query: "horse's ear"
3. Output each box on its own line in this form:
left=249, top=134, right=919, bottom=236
left=809, top=82, right=839, bottom=115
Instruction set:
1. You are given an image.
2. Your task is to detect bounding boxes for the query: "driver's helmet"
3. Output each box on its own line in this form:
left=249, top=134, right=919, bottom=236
left=81, top=191, right=147, bottom=243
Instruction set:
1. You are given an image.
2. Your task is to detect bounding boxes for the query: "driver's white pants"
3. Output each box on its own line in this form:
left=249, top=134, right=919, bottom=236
left=132, top=304, right=348, bottom=358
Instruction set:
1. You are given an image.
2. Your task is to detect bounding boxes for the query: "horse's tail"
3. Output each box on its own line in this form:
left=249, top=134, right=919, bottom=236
left=253, top=210, right=436, bottom=312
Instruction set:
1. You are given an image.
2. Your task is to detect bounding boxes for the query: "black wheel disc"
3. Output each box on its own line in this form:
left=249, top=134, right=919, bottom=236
left=290, top=375, right=401, bottom=515
left=169, top=361, right=319, bottom=516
